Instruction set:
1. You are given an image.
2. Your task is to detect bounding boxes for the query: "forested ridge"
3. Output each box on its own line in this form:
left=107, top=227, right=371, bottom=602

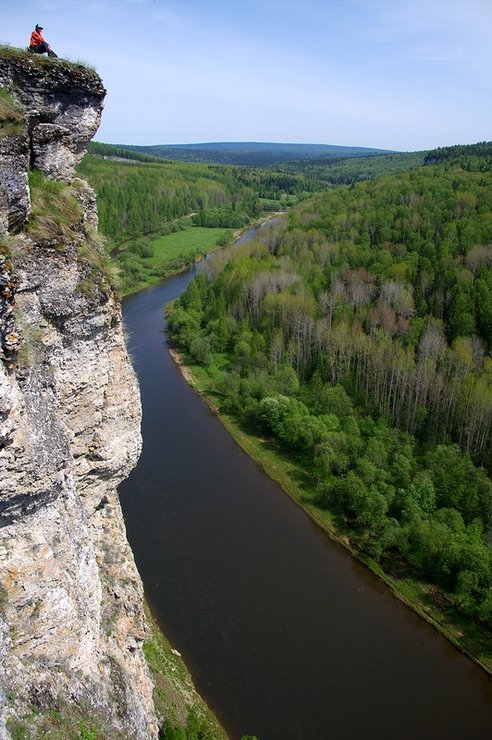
left=424, top=141, right=492, bottom=170
left=78, top=154, right=259, bottom=240
left=80, top=144, right=424, bottom=245
left=106, top=140, right=392, bottom=167
left=77, top=149, right=321, bottom=241
left=87, top=141, right=165, bottom=163
left=280, top=150, right=426, bottom=186
left=168, top=144, right=492, bottom=638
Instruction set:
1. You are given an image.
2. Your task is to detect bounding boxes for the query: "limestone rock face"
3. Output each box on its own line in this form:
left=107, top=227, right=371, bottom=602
left=73, top=177, right=99, bottom=230
left=0, top=128, right=30, bottom=233
left=0, top=50, right=158, bottom=738
left=31, top=123, right=77, bottom=183
left=0, top=52, right=104, bottom=228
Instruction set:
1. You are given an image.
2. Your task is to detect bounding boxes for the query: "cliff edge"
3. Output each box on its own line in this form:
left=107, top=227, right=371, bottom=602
left=0, top=49, right=158, bottom=738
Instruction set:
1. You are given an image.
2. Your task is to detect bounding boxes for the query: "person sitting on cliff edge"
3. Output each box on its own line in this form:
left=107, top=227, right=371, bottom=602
left=29, top=24, right=58, bottom=58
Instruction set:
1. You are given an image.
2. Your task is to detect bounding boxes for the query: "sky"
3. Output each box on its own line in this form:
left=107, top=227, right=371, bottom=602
left=2, top=0, right=491, bottom=151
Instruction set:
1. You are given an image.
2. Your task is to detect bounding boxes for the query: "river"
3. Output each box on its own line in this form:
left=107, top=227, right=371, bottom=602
left=118, top=225, right=492, bottom=740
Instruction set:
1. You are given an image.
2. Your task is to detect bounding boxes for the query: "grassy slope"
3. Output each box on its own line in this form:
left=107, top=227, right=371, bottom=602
left=174, top=354, right=492, bottom=677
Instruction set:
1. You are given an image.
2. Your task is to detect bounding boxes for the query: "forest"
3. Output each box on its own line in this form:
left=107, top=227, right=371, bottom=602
left=77, top=146, right=322, bottom=292
left=77, top=143, right=421, bottom=293
left=78, top=154, right=260, bottom=241
left=168, top=143, right=492, bottom=633
left=279, top=150, right=426, bottom=186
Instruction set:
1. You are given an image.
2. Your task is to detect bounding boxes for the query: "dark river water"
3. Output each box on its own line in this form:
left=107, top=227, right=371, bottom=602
left=118, top=226, right=492, bottom=740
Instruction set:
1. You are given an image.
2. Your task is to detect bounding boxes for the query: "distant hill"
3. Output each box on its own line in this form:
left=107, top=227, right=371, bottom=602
left=280, top=150, right=426, bottom=185
left=102, top=141, right=395, bottom=167
left=424, top=141, right=492, bottom=170
left=87, top=141, right=421, bottom=187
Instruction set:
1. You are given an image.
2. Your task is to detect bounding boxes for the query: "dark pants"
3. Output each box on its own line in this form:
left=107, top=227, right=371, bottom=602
left=29, top=43, right=57, bottom=57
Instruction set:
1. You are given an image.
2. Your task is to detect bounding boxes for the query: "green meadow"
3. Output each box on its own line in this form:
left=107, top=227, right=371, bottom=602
left=116, top=226, right=231, bottom=295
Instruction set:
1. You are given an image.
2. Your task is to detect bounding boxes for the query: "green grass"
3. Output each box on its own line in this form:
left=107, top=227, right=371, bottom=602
left=178, top=353, right=492, bottom=677
left=23, top=171, right=114, bottom=301
left=27, top=170, right=83, bottom=245
left=60, top=56, right=96, bottom=71
left=117, top=226, right=233, bottom=295
left=0, top=87, right=25, bottom=136
left=147, top=227, right=227, bottom=269
left=0, top=44, right=97, bottom=73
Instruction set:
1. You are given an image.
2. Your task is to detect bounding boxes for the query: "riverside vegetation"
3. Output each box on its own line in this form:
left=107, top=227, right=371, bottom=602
left=167, top=142, right=492, bottom=671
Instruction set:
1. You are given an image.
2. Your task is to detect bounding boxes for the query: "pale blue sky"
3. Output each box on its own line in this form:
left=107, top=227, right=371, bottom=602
left=2, top=0, right=491, bottom=151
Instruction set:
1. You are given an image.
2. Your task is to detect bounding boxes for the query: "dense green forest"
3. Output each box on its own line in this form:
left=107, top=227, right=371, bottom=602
left=424, top=141, right=492, bottom=170
left=80, top=145, right=424, bottom=246
left=168, top=144, right=492, bottom=634
left=78, top=154, right=259, bottom=240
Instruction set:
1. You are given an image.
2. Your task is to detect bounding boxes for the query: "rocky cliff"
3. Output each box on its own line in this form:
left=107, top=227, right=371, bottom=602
left=0, top=49, right=158, bottom=738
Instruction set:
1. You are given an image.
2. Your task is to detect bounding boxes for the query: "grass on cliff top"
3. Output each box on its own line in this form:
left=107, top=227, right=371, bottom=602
left=0, top=87, right=25, bottom=136
left=0, top=44, right=97, bottom=73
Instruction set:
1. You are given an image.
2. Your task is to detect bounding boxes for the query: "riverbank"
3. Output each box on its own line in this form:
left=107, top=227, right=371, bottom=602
left=143, top=602, right=228, bottom=738
left=119, top=212, right=286, bottom=297
left=169, top=349, right=492, bottom=677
